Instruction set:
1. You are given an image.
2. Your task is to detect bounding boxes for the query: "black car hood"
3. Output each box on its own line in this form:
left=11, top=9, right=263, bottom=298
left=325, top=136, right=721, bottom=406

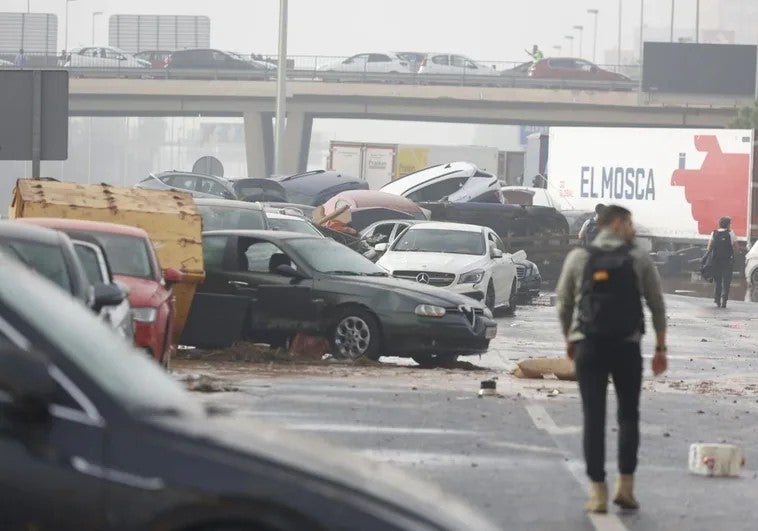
left=321, top=274, right=487, bottom=310
left=151, top=413, right=499, bottom=531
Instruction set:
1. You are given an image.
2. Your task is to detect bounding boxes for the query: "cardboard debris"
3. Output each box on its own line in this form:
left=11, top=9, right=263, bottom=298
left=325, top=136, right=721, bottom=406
left=512, top=358, right=576, bottom=381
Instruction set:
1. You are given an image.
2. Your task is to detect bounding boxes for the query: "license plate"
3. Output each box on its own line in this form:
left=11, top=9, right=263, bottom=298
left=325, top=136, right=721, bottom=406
left=485, top=326, right=497, bottom=339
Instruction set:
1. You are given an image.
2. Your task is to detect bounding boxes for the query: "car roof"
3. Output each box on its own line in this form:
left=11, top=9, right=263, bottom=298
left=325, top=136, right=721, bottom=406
left=405, top=221, right=484, bottom=233
left=203, top=229, right=320, bottom=240
left=18, top=218, right=149, bottom=238
left=380, top=162, right=479, bottom=195
left=194, top=198, right=264, bottom=210
left=275, top=170, right=362, bottom=192
left=155, top=170, right=227, bottom=181
left=324, top=190, right=423, bottom=212
left=265, top=212, right=308, bottom=221
left=0, top=220, right=66, bottom=245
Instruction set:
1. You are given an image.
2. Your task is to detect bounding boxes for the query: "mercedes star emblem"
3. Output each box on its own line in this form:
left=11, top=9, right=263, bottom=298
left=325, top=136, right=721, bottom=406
left=416, top=272, right=430, bottom=284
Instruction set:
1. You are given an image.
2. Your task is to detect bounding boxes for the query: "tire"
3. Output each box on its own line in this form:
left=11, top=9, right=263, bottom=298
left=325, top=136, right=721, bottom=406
left=485, top=282, right=496, bottom=312
left=503, top=279, right=518, bottom=316
left=331, top=307, right=381, bottom=360
left=412, top=353, right=458, bottom=368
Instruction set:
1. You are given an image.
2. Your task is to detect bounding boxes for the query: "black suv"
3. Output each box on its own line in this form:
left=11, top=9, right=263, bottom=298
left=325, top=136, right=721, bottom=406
left=165, top=48, right=276, bottom=79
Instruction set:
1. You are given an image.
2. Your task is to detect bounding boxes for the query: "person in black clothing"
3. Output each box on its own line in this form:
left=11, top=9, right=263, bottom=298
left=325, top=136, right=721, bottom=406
left=578, top=203, right=605, bottom=247
left=707, top=216, right=739, bottom=308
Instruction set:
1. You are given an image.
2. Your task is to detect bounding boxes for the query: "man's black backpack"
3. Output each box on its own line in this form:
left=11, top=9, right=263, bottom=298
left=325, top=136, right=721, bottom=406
left=711, top=230, right=734, bottom=265
left=578, top=245, right=644, bottom=338
left=583, top=219, right=600, bottom=247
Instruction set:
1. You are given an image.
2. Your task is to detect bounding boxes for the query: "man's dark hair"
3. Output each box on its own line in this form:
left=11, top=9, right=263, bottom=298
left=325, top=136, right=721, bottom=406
left=595, top=203, right=606, bottom=215
left=719, top=216, right=731, bottom=229
left=597, top=205, right=631, bottom=227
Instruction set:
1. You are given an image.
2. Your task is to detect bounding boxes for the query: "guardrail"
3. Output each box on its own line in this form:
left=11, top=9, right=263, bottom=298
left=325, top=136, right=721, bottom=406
left=0, top=52, right=642, bottom=92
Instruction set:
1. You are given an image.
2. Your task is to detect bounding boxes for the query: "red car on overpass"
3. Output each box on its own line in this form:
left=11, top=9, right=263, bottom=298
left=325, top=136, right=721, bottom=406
left=528, top=57, right=631, bottom=82
left=17, top=218, right=182, bottom=366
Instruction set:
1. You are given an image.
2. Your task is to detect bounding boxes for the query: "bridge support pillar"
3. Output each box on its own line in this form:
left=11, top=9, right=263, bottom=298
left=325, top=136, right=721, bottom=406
left=282, top=111, right=313, bottom=175
left=244, top=111, right=274, bottom=177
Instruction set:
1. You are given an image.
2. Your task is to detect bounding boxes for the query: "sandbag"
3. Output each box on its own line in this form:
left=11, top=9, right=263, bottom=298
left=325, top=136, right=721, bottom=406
left=513, top=358, right=576, bottom=381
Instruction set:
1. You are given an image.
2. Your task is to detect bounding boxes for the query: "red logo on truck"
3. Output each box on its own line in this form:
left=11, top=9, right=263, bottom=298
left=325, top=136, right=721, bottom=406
left=671, top=135, right=750, bottom=237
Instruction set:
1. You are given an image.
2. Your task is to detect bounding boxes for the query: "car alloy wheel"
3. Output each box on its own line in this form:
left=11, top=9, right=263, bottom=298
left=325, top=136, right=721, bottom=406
left=504, top=279, right=518, bottom=316
left=333, top=310, right=380, bottom=360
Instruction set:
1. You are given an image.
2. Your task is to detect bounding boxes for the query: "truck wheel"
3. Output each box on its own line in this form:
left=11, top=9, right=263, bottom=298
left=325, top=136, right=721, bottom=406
left=485, top=282, right=496, bottom=312
left=332, top=307, right=381, bottom=361
left=503, top=279, right=518, bottom=316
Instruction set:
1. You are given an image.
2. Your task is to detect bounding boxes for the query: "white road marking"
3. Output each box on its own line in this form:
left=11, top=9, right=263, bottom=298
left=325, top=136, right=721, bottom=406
left=287, top=423, right=476, bottom=435
left=526, top=404, right=630, bottom=531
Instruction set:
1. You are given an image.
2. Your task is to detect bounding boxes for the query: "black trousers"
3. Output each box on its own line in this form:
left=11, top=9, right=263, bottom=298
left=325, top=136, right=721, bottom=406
left=713, top=264, right=733, bottom=304
left=574, top=339, right=643, bottom=483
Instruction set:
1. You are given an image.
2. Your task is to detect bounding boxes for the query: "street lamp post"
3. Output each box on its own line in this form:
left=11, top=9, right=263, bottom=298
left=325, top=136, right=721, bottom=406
left=91, top=11, right=103, bottom=45
left=65, top=0, right=77, bottom=54
left=617, top=0, right=623, bottom=69
left=573, top=25, right=584, bottom=59
left=274, top=0, right=288, bottom=176
left=639, top=0, right=644, bottom=91
left=588, top=9, right=599, bottom=63
left=564, top=35, right=574, bottom=57
left=670, top=0, right=675, bottom=42
left=695, top=0, right=700, bottom=43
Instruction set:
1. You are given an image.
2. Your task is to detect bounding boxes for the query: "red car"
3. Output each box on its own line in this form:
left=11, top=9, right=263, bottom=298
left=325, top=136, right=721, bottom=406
left=17, top=218, right=182, bottom=366
left=134, top=50, right=172, bottom=69
left=528, top=57, right=630, bottom=82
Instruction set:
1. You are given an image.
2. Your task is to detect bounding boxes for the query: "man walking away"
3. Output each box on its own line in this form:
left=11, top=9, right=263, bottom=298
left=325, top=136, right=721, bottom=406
left=578, top=203, right=605, bottom=247
left=707, top=216, right=738, bottom=308
left=557, top=205, right=668, bottom=514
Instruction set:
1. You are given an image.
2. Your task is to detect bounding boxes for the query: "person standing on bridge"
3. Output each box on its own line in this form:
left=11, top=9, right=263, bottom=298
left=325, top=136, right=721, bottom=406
left=526, top=44, right=544, bottom=62
left=707, top=216, right=739, bottom=308
left=14, top=49, right=27, bottom=68
left=557, top=204, right=668, bottom=514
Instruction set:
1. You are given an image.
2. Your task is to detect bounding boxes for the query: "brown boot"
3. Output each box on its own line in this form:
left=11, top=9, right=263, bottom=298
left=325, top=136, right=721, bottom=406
left=613, top=474, right=640, bottom=510
left=585, top=481, right=608, bottom=513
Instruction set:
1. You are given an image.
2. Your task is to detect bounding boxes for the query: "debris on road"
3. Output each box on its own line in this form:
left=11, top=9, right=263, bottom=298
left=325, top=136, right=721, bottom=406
left=180, top=374, right=239, bottom=393
left=512, top=357, right=576, bottom=381
left=478, top=379, right=497, bottom=397
left=689, top=443, right=746, bottom=477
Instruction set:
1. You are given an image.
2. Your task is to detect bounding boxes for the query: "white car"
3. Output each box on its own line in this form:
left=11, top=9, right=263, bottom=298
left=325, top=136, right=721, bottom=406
left=418, top=53, right=496, bottom=77
left=63, top=46, right=151, bottom=68
left=319, top=52, right=413, bottom=74
left=376, top=221, right=518, bottom=313
left=380, top=161, right=502, bottom=203
left=746, top=240, right=758, bottom=302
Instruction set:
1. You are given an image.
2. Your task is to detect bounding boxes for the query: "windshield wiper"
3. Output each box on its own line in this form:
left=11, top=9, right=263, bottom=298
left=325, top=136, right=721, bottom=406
left=324, top=270, right=363, bottom=276
left=366, top=272, right=388, bottom=277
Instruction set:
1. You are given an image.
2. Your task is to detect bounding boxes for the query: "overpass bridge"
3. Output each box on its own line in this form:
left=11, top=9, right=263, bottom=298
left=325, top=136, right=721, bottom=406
left=68, top=78, right=748, bottom=177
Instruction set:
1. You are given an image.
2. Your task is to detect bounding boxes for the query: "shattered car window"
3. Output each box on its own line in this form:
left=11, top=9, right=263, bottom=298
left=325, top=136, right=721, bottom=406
left=391, top=229, right=486, bottom=256
left=244, top=242, right=282, bottom=273
left=288, top=238, right=384, bottom=275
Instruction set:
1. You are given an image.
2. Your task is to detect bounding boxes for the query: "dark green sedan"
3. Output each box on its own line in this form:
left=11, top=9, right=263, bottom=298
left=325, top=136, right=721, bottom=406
left=181, top=230, right=497, bottom=364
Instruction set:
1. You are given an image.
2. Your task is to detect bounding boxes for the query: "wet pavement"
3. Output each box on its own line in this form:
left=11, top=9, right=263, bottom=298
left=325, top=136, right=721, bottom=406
left=177, top=295, right=758, bottom=531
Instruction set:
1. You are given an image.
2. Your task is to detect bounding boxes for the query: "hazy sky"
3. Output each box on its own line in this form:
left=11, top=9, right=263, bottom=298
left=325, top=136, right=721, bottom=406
left=17, top=0, right=703, bottom=64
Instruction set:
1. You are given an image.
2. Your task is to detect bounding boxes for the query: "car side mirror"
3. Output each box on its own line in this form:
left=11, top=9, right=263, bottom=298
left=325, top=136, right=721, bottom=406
left=92, top=282, right=127, bottom=313
left=163, top=267, right=183, bottom=288
left=490, top=247, right=504, bottom=259
left=275, top=264, right=308, bottom=279
left=374, top=243, right=388, bottom=253
left=0, top=347, right=54, bottom=424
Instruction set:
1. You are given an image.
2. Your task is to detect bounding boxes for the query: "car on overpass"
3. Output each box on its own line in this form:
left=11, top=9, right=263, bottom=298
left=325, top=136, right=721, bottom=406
left=418, top=53, right=496, bottom=78
left=134, top=49, right=172, bottom=68
left=62, top=46, right=151, bottom=69
left=528, top=57, right=631, bottom=82
left=165, top=48, right=276, bottom=79
left=319, top=52, right=414, bottom=75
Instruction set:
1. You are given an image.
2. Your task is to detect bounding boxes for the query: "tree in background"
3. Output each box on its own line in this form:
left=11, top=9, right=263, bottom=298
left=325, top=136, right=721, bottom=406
left=730, top=101, right=758, bottom=129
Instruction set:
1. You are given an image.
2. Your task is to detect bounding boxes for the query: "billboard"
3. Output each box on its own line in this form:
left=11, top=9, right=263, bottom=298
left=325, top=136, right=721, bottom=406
left=0, top=12, right=57, bottom=54
left=108, top=15, right=210, bottom=53
left=546, top=127, right=754, bottom=240
left=642, top=42, right=757, bottom=95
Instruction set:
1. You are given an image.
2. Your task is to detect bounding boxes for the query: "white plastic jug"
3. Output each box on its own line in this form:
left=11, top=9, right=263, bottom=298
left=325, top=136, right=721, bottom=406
left=688, top=443, right=745, bottom=477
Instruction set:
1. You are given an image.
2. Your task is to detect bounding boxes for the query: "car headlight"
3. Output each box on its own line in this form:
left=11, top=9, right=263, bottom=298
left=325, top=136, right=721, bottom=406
left=459, top=269, right=485, bottom=284
left=131, top=307, right=157, bottom=323
left=415, top=305, right=446, bottom=317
